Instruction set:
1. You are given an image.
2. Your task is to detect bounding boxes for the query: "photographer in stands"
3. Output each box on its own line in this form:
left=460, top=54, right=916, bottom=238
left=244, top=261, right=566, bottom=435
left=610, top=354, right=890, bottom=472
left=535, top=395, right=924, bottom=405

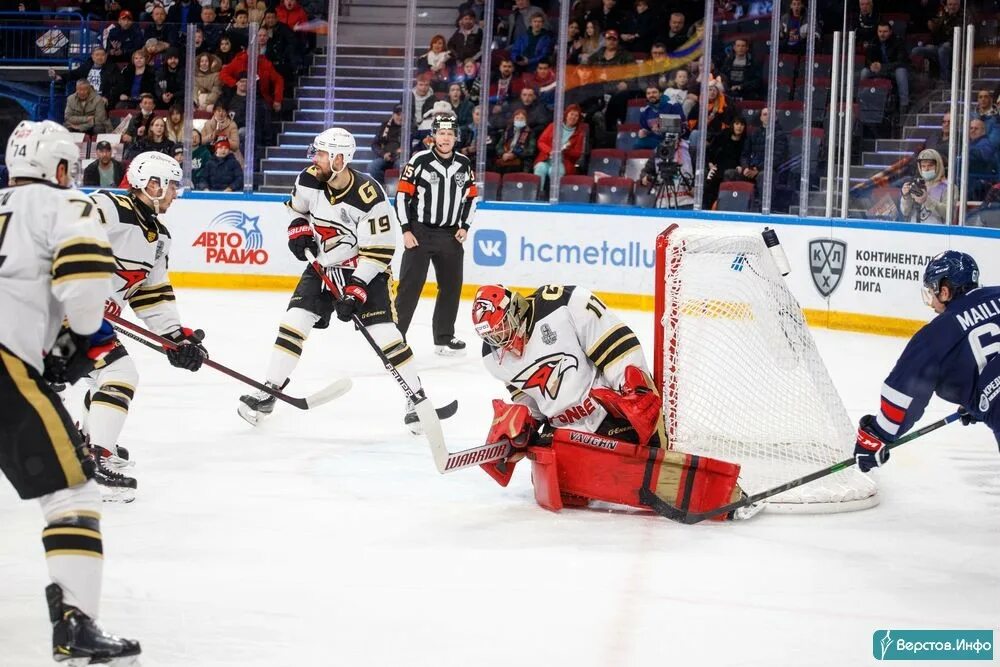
left=899, top=149, right=952, bottom=224
left=639, top=114, right=694, bottom=209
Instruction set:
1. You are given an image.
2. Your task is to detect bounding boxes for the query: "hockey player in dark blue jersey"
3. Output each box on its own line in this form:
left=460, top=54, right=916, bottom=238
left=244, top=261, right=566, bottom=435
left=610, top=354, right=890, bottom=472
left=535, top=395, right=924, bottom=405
left=855, top=250, right=1000, bottom=472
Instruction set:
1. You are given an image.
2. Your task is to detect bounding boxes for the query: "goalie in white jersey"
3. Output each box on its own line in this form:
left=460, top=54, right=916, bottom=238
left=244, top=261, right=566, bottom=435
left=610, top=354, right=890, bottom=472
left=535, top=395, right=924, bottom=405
left=84, top=152, right=208, bottom=501
left=471, top=284, right=760, bottom=521
left=238, top=128, right=434, bottom=431
left=0, top=121, right=141, bottom=663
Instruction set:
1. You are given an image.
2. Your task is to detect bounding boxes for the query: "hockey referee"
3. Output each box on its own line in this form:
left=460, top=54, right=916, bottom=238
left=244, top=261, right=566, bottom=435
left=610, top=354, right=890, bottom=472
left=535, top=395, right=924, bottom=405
left=394, top=111, right=478, bottom=356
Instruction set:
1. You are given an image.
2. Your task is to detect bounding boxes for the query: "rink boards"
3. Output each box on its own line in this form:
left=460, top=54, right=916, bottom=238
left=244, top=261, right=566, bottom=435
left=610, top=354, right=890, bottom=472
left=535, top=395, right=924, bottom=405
left=160, top=192, right=1000, bottom=337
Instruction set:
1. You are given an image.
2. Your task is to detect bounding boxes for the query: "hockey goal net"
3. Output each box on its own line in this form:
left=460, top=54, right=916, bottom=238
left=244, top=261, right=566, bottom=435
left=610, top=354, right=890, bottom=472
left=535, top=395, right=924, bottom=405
left=653, top=224, right=878, bottom=513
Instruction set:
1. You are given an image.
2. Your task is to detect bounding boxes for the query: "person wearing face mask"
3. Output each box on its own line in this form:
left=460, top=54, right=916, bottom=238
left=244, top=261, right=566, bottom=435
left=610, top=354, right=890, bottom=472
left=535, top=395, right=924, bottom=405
left=493, top=109, right=537, bottom=173
left=899, top=148, right=953, bottom=224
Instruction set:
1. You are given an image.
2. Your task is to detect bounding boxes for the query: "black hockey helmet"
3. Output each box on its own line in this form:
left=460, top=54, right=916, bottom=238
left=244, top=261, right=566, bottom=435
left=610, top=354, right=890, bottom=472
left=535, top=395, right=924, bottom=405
left=923, top=250, right=980, bottom=303
left=432, top=111, right=458, bottom=133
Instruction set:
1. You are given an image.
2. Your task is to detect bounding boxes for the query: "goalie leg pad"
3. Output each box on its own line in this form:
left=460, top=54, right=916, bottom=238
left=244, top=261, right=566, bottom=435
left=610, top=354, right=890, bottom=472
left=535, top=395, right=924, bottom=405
left=528, top=429, right=741, bottom=519
left=650, top=451, right=743, bottom=522
left=589, top=365, right=663, bottom=446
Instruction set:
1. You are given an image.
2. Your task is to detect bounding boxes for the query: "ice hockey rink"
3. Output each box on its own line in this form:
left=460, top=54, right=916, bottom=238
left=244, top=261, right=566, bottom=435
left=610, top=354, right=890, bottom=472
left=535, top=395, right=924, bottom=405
left=2, top=289, right=999, bottom=666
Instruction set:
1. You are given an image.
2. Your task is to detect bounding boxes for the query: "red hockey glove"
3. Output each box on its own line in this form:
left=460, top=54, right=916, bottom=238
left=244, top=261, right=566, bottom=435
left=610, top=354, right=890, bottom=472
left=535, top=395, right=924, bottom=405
left=589, top=365, right=662, bottom=446
left=854, top=414, right=889, bottom=472
left=335, top=278, right=368, bottom=322
left=287, top=219, right=318, bottom=261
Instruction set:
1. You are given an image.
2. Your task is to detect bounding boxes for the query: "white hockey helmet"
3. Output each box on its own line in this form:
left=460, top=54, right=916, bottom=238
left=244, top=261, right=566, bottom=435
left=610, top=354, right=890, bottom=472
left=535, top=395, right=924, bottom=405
left=126, top=151, right=183, bottom=192
left=5, top=120, right=80, bottom=186
left=309, top=127, right=356, bottom=167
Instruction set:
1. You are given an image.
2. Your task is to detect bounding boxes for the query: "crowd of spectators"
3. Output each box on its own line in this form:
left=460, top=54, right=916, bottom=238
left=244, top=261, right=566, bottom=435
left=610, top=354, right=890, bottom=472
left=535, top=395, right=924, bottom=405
left=51, top=0, right=322, bottom=191
left=380, top=0, right=998, bottom=215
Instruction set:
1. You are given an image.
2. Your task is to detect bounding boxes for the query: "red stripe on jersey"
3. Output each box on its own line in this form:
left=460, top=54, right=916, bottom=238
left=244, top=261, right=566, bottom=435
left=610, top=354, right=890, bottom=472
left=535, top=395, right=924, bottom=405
left=880, top=398, right=906, bottom=424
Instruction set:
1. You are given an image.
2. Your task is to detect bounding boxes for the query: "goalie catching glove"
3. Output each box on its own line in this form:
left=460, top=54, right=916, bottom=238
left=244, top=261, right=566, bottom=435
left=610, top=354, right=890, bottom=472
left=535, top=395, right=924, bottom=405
left=164, top=327, right=208, bottom=371
left=589, top=365, right=662, bottom=446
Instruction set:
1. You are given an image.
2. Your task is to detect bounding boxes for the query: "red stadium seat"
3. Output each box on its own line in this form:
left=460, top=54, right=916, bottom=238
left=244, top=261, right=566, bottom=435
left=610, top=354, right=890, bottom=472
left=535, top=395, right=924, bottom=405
left=588, top=148, right=625, bottom=178
left=716, top=181, right=754, bottom=212
left=624, top=150, right=652, bottom=181
left=558, top=175, right=594, bottom=203
left=594, top=176, right=633, bottom=205
left=500, top=173, right=540, bottom=202
left=483, top=171, right=501, bottom=201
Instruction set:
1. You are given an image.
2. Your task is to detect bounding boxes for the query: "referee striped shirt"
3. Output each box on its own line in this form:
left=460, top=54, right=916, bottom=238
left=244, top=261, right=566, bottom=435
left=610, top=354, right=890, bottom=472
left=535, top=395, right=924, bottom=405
left=395, top=148, right=478, bottom=232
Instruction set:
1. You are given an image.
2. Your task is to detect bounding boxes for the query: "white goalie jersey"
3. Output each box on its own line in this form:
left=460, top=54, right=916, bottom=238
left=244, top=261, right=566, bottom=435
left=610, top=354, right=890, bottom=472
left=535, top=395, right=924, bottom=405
left=90, top=190, right=181, bottom=335
left=480, top=285, right=648, bottom=433
left=0, top=183, right=114, bottom=373
left=286, top=166, right=397, bottom=285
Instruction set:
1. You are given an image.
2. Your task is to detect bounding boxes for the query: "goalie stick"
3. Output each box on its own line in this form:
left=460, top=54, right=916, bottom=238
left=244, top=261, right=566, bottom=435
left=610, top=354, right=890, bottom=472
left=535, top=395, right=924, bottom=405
left=303, top=250, right=458, bottom=470
left=639, top=412, right=961, bottom=524
left=105, top=313, right=351, bottom=410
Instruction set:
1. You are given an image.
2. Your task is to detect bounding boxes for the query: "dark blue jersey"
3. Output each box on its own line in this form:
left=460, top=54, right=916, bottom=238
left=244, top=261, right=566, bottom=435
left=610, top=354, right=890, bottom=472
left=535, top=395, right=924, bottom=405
left=874, top=285, right=1000, bottom=442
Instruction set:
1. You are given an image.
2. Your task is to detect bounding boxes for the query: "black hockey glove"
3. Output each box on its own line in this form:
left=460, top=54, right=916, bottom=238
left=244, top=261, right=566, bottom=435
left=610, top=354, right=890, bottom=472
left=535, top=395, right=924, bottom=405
left=287, top=219, right=318, bottom=261
left=43, top=327, right=94, bottom=385
left=958, top=406, right=977, bottom=426
left=854, top=414, right=890, bottom=473
left=335, top=277, right=368, bottom=322
left=164, top=327, right=208, bottom=372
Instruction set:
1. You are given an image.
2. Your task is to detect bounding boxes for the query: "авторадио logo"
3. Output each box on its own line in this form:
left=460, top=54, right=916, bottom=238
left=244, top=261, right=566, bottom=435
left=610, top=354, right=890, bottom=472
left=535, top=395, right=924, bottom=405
left=473, top=228, right=507, bottom=266
left=192, top=210, right=269, bottom=265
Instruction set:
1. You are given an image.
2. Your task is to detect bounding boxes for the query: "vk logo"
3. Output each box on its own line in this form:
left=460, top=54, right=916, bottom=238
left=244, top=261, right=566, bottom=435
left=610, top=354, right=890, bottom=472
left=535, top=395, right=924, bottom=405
left=474, top=229, right=507, bottom=266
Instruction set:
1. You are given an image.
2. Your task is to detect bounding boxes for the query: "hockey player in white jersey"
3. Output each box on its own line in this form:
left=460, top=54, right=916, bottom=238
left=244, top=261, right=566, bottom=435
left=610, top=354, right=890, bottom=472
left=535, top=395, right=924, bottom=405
left=0, top=120, right=141, bottom=663
left=85, top=151, right=208, bottom=501
left=238, top=128, right=435, bottom=432
left=471, top=284, right=760, bottom=521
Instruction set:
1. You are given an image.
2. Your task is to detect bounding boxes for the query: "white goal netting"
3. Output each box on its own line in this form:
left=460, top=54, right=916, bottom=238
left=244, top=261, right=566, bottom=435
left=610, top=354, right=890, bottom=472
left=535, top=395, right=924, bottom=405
left=654, top=224, right=878, bottom=513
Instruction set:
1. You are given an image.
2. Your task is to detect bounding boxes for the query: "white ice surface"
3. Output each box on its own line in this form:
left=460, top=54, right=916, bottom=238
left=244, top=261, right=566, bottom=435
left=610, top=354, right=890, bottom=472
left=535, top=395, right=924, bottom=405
left=2, top=289, right=999, bottom=667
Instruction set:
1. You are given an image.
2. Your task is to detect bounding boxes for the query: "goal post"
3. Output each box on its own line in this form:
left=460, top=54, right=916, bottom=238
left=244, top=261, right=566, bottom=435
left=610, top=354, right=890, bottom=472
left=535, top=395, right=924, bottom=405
left=653, top=223, right=878, bottom=513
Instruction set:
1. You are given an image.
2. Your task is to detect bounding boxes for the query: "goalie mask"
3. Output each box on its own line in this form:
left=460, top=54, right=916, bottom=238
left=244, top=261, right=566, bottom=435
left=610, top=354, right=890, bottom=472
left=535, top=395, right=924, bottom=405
left=472, top=285, right=530, bottom=355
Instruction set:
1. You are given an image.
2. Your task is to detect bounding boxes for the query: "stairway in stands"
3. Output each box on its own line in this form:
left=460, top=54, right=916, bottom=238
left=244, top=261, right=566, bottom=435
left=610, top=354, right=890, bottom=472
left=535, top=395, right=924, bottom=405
left=800, top=64, right=1000, bottom=217
left=259, top=45, right=406, bottom=192
left=258, top=0, right=456, bottom=193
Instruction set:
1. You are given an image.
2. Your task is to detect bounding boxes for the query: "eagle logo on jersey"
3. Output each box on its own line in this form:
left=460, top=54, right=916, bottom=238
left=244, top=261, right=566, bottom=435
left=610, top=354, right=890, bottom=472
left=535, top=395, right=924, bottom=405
left=312, top=219, right=356, bottom=254
left=512, top=353, right=579, bottom=400
left=113, top=258, right=150, bottom=299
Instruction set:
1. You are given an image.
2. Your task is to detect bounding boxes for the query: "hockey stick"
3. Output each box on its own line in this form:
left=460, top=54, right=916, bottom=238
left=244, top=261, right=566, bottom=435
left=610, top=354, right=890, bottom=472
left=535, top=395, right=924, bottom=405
left=640, top=412, right=962, bottom=524
left=106, top=313, right=351, bottom=410
left=303, top=249, right=458, bottom=471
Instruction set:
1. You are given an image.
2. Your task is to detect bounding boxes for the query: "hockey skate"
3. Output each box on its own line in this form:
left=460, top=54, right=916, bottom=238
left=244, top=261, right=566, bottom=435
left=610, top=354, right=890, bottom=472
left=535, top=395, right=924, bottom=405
left=94, top=445, right=133, bottom=471
left=434, top=337, right=466, bottom=357
left=93, top=455, right=137, bottom=504
left=237, top=384, right=279, bottom=426
left=404, top=397, right=422, bottom=435
left=728, top=493, right=766, bottom=521
left=47, top=583, right=141, bottom=666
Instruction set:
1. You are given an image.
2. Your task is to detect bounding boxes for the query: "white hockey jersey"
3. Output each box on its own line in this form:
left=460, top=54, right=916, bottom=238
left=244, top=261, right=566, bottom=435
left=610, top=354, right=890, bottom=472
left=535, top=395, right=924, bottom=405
left=89, top=190, right=181, bottom=335
left=286, top=166, right=397, bottom=285
left=480, top=285, right=648, bottom=433
left=0, top=182, right=114, bottom=373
